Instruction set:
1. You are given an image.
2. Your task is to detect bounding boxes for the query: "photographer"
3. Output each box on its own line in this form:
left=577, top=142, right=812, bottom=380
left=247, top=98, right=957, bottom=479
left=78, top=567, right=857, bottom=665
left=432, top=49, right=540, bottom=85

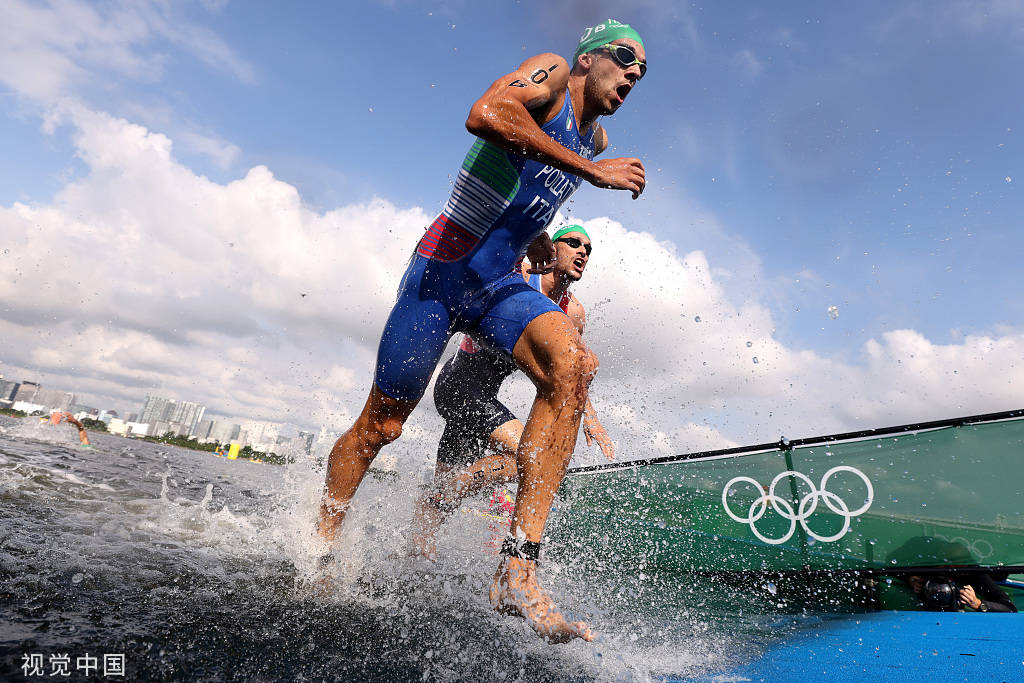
left=888, top=536, right=1017, bottom=613
left=908, top=573, right=1017, bottom=613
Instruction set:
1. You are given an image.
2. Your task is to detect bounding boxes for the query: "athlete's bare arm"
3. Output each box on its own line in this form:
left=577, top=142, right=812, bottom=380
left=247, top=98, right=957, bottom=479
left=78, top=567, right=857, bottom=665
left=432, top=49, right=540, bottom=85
left=582, top=399, right=614, bottom=460
left=566, top=294, right=586, bottom=335
left=594, top=125, right=609, bottom=156
left=62, top=413, right=85, bottom=430
left=466, top=54, right=644, bottom=198
left=61, top=413, right=91, bottom=446
left=566, top=298, right=614, bottom=460
left=584, top=124, right=641, bottom=198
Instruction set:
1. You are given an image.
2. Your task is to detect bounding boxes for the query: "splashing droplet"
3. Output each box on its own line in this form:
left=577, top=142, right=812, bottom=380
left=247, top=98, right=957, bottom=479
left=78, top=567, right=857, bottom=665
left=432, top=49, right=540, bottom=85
left=827, top=305, right=839, bottom=319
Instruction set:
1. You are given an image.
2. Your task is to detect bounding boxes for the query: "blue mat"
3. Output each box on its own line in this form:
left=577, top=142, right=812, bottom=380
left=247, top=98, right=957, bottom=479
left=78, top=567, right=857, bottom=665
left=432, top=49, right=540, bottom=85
left=684, top=612, right=1024, bottom=682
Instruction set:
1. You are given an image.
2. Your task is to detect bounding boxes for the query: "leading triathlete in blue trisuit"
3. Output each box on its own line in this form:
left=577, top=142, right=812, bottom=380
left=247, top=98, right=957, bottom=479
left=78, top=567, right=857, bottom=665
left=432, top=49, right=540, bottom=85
left=319, top=20, right=647, bottom=643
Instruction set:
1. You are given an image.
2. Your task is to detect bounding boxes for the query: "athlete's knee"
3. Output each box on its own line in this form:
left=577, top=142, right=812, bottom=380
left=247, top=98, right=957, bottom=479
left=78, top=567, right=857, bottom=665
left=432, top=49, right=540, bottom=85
left=345, top=410, right=406, bottom=456
left=365, top=413, right=405, bottom=448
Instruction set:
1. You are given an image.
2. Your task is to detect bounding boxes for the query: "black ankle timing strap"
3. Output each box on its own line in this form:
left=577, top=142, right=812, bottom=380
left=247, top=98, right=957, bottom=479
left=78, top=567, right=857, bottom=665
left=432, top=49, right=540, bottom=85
left=500, top=536, right=541, bottom=562
left=427, top=490, right=457, bottom=514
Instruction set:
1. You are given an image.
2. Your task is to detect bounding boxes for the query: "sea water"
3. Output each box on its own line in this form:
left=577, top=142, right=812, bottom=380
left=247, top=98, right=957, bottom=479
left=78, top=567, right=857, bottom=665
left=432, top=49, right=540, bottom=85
left=0, top=415, right=820, bottom=681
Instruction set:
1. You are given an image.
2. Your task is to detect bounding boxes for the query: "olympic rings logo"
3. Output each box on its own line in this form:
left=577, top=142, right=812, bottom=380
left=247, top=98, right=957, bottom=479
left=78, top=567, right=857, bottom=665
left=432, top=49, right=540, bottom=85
left=933, top=534, right=994, bottom=560
left=721, top=466, right=874, bottom=545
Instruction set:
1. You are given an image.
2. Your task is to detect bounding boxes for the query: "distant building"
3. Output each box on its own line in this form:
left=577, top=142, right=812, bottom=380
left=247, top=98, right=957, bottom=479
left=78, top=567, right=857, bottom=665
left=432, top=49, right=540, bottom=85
left=10, top=382, right=73, bottom=412
left=275, top=432, right=316, bottom=457
left=37, top=389, right=75, bottom=412
left=125, top=421, right=150, bottom=436
left=240, top=419, right=280, bottom=451
left=107, top=419, right=148, bottom=437
left=140, top=396, right=174, bottom=425
left=139, top=395, right=206, bottom=437
left=168, top=401, right=205, bottom=435
left=194, top=418, right=214, bottom=441
left=312, top=426, right=338, bottom=463
left=12, top=382, right=40, bottom=403
left=0, top=379, right=18, bottom=401
left=207, top=420, right=240, bottom=444
left=13, top=401, right=46, bottom=414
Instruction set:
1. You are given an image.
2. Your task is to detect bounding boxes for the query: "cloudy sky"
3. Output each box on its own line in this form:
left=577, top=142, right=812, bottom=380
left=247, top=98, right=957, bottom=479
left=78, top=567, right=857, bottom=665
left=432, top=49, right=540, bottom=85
left=1, top=0, right=1021, bottom=465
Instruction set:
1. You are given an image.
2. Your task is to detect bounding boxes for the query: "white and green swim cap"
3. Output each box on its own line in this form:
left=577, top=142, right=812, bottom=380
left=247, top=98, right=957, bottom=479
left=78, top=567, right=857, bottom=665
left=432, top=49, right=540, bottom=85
left=573, top=19, right=645, bottom=62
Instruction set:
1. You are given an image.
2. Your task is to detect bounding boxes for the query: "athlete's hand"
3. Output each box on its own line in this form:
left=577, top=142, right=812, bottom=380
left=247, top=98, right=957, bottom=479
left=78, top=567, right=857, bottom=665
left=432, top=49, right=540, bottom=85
left=583, top=417, right=615, bottom=460
left=525, top=232, right=556, bottom=274
left=587, top=157, right=646, bottom=199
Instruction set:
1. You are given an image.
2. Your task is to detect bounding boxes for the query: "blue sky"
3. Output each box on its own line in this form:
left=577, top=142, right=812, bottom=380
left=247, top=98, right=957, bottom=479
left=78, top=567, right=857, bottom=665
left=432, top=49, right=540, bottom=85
left=1, top=1, right=1021, bottom=454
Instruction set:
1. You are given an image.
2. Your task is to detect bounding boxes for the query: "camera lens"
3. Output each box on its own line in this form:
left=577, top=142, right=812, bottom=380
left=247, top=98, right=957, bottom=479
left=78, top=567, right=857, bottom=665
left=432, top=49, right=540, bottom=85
left=923, top=579, right=958, bottom=607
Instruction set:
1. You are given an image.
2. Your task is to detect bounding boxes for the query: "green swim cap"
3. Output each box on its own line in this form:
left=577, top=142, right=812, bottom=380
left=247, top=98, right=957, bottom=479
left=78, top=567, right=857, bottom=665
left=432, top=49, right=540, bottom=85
left=573, top=19, right=645, bottom=63
left=552, top=224, right=590, bottom=242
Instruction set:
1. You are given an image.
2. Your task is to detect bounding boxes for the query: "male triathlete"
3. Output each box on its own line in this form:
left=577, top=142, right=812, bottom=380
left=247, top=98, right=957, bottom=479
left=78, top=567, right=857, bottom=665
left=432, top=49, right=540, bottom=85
left=318, top=20, right=647, bottom=643
left=411, top=225, right=613, bottom=559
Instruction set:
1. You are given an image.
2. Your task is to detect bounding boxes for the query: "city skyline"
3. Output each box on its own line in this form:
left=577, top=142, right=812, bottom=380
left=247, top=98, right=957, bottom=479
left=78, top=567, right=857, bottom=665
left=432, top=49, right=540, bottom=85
left=1, top=371, right=316, bottom=450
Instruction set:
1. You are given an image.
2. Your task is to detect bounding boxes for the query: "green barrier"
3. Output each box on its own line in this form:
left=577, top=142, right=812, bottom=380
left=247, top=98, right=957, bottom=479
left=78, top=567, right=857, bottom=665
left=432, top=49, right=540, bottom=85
left=552, top=412, right=1024, bottom=576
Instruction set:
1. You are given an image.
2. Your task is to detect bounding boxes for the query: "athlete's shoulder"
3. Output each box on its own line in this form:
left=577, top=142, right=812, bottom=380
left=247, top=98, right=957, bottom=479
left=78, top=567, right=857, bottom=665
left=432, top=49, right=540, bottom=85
left=512, top=53, right=570, bottom=90
left=518, top=53, right=570, bottom=73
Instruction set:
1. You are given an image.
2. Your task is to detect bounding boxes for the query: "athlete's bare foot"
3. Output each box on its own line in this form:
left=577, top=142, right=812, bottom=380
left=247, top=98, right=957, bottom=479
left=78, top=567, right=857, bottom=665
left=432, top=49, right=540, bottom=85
left=306, top=552, right=337, bottom=596
left=489, top=555, right=594, bottom=643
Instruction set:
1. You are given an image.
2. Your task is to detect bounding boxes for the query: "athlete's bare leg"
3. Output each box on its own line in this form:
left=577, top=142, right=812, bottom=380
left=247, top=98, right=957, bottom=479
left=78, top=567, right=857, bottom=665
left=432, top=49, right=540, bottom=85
left=411, top=419, right=523, bottom=559
left=485, top=419, right=525, bottom=461
left=489, top=310, right=597, bottom=643
left=318, top=385, right=418, bottom=541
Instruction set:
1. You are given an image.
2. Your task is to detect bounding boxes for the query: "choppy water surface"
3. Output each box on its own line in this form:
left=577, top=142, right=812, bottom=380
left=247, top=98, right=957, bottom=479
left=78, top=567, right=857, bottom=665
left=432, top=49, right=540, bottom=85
left=0, top=415, right=822, bottom=681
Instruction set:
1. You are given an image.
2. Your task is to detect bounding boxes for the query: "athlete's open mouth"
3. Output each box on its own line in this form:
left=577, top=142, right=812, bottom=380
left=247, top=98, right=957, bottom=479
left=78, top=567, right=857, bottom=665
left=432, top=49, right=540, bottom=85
left=616, top=83, right=632, bottom=101
left=573, top=257, right=586, bottom=269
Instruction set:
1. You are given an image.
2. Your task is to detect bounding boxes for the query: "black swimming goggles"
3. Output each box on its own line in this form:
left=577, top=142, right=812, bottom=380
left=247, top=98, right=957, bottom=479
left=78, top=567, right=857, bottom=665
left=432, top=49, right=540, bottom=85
left=555, top=236, right=593, bottom=256
left=601, top=43, right=647, bottom=80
